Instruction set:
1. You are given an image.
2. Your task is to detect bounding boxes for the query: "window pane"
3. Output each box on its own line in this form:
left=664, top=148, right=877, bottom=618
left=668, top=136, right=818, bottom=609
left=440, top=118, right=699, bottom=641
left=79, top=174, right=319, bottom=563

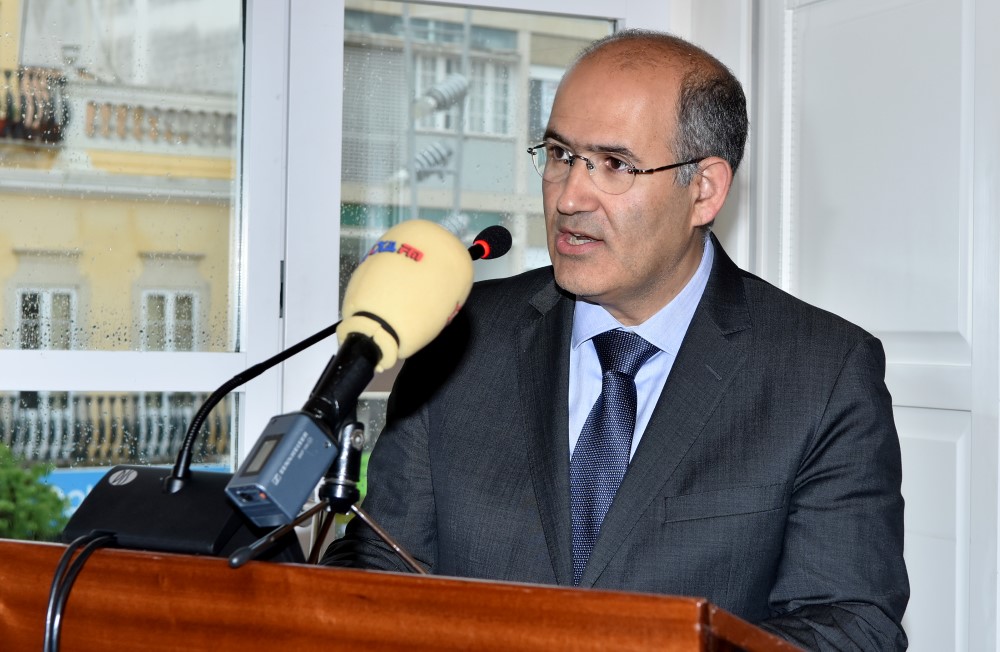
left=341, top=1, right=611, bottom=299
left=19, top=292, right=41, bottom=349
left=0, top=4, right=246, bottom=540
left=0, top=390, right=232, bottom=467
left=174, top=294, right=195, bottom=351
left=0, top=1, right=243, bottom=354
left=50, top=292, right=73, bottom=350
left=145, top=293, right=167, bottom=350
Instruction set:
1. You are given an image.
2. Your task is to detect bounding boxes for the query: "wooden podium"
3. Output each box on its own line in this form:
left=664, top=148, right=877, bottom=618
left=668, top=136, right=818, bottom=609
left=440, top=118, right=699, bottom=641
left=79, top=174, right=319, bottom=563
left=0, top=539, right=799, bottom=651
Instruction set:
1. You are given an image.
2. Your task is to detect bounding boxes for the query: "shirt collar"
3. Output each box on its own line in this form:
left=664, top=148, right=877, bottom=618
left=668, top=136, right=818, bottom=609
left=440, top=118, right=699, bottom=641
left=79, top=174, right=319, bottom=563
left=571, top=235, right=714, bottom=355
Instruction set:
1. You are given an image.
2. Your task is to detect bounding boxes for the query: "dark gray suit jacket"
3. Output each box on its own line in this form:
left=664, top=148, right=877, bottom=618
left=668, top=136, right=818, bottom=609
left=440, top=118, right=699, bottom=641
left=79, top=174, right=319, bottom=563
left=324, top=236, right=909, bottom=651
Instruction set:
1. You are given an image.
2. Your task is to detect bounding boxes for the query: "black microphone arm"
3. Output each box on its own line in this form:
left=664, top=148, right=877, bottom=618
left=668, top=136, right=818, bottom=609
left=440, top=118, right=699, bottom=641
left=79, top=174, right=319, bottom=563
left=59, top=318, right=345, bottom=559
left=164, top=321, right=341, bottom=494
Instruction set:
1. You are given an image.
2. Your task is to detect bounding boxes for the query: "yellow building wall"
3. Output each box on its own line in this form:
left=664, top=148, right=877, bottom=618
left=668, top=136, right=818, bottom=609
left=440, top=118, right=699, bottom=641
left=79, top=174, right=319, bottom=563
left=0, top=191, right=233, bottom=351
left=0, top=1, right=22, bottom=72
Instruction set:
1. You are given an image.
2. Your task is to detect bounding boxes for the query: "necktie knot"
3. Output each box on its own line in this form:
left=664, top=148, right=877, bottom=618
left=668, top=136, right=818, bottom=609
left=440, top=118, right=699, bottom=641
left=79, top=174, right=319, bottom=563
left=592, top=330, right=659, bottom=379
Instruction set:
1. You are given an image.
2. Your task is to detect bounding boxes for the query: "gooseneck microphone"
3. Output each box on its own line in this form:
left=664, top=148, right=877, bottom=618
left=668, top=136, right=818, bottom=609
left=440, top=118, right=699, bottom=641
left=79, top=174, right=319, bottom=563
left=468, top=224, right=512, bottom=261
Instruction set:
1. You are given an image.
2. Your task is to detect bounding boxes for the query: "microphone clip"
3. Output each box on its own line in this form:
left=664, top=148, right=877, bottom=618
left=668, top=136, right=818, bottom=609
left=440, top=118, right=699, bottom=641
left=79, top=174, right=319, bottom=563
left=228, top=420, right=366, bottom=568
left=318, top=421, right=366, bottom=513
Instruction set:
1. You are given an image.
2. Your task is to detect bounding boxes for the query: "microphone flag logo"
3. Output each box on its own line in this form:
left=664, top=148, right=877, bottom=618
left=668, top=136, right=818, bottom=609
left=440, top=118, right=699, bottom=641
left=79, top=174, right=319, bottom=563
left=365, top=239, right=425, bottom=262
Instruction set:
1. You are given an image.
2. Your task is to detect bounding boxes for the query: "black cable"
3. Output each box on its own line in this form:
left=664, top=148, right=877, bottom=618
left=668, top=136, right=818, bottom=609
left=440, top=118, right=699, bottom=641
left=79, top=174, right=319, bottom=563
left=44, top=534, right=96, bottom=649
left=43, top=533, right=117, bottom=652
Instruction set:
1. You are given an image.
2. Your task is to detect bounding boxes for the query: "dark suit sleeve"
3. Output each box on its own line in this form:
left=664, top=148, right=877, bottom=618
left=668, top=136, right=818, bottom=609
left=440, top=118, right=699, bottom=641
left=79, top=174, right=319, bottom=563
left=319, top=383, right=437, bottom=572
left=319, top=330, right=457, bottom=573
left=758, top=336, right=909, bottom=651
left=319, top=401, right=437, bottom=571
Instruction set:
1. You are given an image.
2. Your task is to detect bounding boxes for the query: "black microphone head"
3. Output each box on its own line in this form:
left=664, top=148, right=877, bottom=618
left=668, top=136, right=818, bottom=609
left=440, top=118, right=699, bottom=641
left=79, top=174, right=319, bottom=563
left=469, top=225, right=512, bottom=260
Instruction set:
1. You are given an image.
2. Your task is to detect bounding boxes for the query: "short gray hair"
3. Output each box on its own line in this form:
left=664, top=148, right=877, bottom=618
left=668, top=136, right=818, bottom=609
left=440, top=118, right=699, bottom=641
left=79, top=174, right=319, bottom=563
left=573, top=29, right=748, bottom=186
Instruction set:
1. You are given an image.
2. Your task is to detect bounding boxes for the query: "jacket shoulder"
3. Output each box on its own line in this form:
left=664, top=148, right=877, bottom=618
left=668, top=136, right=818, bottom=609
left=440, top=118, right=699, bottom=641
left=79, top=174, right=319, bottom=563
left=462, top=266, right=562, bottom=319
left=749, top=271, right=870, bottom=330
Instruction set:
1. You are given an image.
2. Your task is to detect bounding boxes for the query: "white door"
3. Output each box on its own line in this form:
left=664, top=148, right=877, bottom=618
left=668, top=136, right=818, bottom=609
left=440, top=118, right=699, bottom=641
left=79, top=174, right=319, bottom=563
left=751, top=1, right=1000, bottom=650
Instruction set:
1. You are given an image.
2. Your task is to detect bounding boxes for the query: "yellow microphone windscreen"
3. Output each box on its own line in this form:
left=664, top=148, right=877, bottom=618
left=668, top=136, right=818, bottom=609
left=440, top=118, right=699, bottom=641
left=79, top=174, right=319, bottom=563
left=337, top=220, right=474, bottom=372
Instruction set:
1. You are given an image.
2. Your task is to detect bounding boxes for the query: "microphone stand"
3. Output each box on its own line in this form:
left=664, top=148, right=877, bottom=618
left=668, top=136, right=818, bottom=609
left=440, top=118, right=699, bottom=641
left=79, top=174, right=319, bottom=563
left=228, top=419, right=427, bottom=575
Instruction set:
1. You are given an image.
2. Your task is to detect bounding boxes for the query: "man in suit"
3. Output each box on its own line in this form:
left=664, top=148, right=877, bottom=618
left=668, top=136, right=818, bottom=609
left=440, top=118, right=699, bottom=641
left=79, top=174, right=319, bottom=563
left=323, top=28, right=908, bottom=651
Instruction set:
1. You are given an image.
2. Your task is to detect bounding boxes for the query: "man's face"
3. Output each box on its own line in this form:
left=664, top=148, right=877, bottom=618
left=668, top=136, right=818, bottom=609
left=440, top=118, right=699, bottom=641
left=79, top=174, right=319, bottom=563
left=543, top=54, right=706, bottom=326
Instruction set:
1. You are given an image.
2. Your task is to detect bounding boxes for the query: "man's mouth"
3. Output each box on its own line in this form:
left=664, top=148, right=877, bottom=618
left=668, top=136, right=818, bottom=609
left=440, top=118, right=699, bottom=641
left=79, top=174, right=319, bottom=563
left=567, top=232, right=596, bottom=245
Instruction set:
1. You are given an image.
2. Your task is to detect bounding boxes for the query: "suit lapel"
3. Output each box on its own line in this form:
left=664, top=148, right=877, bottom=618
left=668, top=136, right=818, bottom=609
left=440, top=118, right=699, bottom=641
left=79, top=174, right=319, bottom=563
left=580, top=236, right=753, bottom=587
left=517, top=281, right=575, bottom=586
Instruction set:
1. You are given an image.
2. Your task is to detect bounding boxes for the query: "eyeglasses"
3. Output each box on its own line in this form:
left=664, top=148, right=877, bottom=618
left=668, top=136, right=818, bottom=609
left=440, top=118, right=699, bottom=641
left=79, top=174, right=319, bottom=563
left=527, top=141, right=704, bottom=195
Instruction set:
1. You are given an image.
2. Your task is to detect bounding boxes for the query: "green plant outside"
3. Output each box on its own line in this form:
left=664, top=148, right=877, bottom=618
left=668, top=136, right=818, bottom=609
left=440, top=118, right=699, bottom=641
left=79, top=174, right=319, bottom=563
left=0, top=444, right=69, bottom=541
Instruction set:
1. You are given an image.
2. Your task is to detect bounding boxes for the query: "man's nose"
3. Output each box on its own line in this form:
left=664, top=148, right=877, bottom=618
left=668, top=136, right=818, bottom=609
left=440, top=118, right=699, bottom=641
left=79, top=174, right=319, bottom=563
left=554, top=158, right=599, bottom=214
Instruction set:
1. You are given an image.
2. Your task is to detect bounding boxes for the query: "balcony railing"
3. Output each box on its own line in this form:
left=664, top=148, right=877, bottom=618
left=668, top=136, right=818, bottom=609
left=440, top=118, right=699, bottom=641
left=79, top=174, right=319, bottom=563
left=1, top=65, right=237, bottom=159
left=0, top=391, right=231, bottom=468
left=70, top=80, right=236, bottom=157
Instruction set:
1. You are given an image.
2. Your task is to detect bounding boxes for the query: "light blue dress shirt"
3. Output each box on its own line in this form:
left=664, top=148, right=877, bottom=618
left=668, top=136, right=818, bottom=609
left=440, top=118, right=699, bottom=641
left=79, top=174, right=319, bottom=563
left=568, top=236, right=714, bottom=460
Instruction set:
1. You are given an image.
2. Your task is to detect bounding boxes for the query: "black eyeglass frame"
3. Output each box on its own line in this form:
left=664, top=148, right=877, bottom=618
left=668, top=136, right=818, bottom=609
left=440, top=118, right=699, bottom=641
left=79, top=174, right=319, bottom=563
left=527, top=142, right=705, bottom=183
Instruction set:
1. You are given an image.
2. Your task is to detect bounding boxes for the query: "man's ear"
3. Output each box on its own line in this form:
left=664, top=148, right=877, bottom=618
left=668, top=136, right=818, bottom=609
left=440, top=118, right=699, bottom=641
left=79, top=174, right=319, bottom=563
left=689, top=157, right=733, bottom=228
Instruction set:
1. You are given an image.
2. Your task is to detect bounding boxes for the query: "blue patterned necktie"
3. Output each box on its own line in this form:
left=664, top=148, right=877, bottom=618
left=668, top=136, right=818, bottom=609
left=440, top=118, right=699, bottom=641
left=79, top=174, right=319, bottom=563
left=570, top=329, right=659, bottom=586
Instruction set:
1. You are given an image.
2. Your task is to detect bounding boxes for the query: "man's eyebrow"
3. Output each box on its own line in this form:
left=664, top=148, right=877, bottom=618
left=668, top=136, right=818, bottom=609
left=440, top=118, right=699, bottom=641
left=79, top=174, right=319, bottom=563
left=541, top=128, right=568, bottom=145
left=540, top=129, right=639, bottom=161
left=593, top=143, right=638, bottom=160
